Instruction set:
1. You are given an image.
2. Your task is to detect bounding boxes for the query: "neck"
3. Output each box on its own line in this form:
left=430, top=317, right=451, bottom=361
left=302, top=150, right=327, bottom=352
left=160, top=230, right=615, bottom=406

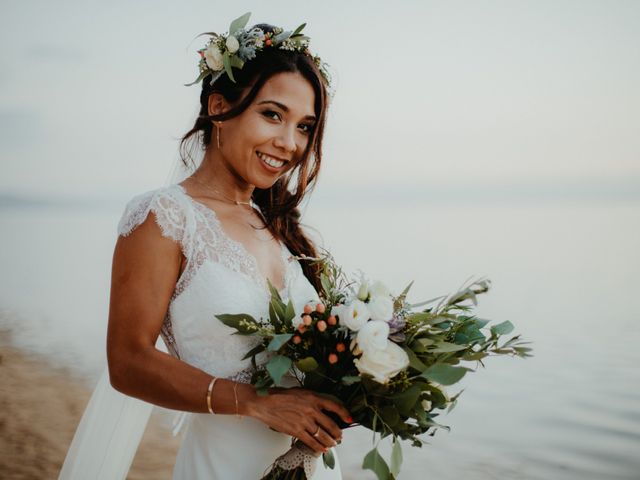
left=195, top=149, right=255, bottom=204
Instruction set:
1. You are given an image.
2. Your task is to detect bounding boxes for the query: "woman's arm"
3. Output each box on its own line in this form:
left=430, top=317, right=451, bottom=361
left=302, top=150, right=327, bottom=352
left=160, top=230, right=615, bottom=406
left=106, top=211, right=349, bottom=452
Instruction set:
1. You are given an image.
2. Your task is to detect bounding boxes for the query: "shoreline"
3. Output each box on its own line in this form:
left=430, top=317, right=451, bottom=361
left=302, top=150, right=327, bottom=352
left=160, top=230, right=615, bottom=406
left=0, top=330, right=181, bottom=479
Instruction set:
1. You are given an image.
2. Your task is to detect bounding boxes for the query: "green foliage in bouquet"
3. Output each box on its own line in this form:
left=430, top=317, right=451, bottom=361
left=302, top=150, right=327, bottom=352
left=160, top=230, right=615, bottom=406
left=216, top=250, right=532, bottom=480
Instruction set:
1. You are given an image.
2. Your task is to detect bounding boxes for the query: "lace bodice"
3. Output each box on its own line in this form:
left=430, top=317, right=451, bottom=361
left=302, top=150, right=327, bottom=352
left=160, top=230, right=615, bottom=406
left=117, top=184, right=320, bottom=383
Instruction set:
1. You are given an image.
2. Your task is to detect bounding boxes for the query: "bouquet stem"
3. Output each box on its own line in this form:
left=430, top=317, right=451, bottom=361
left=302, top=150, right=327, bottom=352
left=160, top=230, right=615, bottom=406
left=260, top=438, right=321, bottom=480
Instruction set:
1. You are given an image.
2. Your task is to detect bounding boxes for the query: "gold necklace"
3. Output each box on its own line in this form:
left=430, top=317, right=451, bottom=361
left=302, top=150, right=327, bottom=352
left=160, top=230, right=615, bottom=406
left=191, top=175, right=255, bottom=208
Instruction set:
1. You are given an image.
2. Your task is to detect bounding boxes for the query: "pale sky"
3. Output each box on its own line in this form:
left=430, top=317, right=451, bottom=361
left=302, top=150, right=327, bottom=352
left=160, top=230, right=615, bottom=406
left=1, top=0, right=639, bottom=200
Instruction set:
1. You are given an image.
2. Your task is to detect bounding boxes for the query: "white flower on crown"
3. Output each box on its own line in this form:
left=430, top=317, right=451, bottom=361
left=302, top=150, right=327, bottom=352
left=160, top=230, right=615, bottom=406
left=204, top=43, right=224, bottom=71
left=225, top=35, right=240, bottom=54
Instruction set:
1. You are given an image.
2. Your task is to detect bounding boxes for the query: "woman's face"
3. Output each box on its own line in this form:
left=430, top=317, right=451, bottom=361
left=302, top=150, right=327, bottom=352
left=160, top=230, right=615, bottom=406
left=210, top=71, right=317, bottom=190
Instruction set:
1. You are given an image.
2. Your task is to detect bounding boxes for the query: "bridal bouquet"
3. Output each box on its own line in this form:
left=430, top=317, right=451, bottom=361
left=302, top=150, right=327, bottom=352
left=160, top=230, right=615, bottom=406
left=216, top=251, right=532, bottom=480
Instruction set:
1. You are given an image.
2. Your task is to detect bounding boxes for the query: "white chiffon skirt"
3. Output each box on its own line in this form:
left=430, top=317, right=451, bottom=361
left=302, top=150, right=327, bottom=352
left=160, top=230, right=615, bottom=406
left=173, top=413, right=342, bottom=479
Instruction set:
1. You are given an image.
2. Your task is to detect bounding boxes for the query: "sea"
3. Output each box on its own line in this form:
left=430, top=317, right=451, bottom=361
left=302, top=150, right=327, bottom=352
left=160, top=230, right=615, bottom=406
left=1, top=190, right=638, bottom=480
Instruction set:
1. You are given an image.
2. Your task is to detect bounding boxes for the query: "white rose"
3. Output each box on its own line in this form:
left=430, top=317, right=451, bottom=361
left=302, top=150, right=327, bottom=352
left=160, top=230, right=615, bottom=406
left=204, top=44, right=224, bottom=71
left=356, top=320, right=389, bottom=354
left=225, top=35, right=240, bottom=53
left=332, top=300, right=370, bottom=331
left=369, top=280, right=391, bottom=298
left=367, top=295, right=394, bottom=322
left=354, top=341, right=409, bottom=384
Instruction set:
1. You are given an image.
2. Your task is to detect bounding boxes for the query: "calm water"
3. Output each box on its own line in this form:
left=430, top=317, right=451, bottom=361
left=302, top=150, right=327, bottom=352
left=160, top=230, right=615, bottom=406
left=1, top=196, right=639, bottom=479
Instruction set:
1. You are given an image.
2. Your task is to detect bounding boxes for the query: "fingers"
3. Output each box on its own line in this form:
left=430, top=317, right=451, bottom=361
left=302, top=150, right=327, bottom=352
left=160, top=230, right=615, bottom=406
left=299, top=429, right=329, bottom=455
left=314, top=412, right=342, bottom=443
left=318, top=398, right=352, bottom=425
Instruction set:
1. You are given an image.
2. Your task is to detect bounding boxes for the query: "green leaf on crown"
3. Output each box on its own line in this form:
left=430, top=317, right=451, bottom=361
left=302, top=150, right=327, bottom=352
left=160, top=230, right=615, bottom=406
left=222, top=51, right=235, bottom=83
left=228, top=12, right=251, bottom=36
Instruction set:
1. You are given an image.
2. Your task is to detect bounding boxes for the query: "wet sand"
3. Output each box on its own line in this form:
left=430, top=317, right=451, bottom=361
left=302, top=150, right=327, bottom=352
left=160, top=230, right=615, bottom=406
left=0, top=331, right=181, bottom=479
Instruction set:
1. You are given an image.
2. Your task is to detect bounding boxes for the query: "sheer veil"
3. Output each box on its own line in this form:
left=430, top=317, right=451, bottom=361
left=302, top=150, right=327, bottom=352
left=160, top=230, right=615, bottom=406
left=58, top=156, right=199, bottom=479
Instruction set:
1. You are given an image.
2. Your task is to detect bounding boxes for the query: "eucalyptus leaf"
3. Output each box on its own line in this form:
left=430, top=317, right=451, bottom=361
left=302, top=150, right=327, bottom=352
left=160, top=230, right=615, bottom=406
left=266, top=355, right=292, bottom=385
left=228, top=11, right=251, bottom=35
left=392, top=385, right=421, bottom=416
left=322, top=448, right=335, bottom=470
left=362, top=447, right=390, bottom=480
left=267, top=333, right=293, bottom=352
left=490, top=320, right=514, bottom=336
left=402, top=346, right=426, bottom=371
left=421, top=363, right=470, bottom=386
left=296, top=356, right=319, bottom=372
left=429, top=341, right=468, bottom=353
left=390, top=438, right=403, bottom=477
left=341, top=375, right=361, bottom=385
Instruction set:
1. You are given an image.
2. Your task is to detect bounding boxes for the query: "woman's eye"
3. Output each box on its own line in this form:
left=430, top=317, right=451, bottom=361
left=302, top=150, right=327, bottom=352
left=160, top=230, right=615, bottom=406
left=262, top=110, right=281, bottom=121
left=299, top=124, right=314, bottom=134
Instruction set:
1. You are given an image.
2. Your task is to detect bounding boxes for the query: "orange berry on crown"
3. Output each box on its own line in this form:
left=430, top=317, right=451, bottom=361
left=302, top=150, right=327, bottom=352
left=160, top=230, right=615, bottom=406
left=292, top=335, right=302, bottom=345
left=303, top=304, right=313, bottom=315
left=328, top=353, right=338, bottom=364
left=265, top=39, right=272, bottom=46
left=327, top=315, right=337, bottom=326
left=315, top=303, right=326, bottom=313
left=302, top=314, right=312, bottom=326
left=316, top=320, right=327, bottom=332
left=336, top=342, right=346, bottom=353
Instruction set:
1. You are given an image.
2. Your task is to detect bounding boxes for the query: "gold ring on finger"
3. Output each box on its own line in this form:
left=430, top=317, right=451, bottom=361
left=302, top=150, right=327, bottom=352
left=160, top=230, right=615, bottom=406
left=312, top=425, right=321, bottom=437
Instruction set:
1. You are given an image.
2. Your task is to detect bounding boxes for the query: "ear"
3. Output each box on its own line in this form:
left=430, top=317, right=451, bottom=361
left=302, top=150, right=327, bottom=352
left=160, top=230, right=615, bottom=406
left=207, top=93, right=229, bottom=117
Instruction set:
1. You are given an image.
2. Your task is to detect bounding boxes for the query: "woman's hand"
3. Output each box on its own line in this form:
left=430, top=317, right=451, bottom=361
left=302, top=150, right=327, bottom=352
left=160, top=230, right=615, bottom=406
left=245, top=387, right=351, bottom=454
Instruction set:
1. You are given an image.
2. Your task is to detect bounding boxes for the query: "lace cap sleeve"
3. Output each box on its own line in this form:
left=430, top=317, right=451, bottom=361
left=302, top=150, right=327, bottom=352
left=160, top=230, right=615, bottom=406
left=117, top=186, right=186, bottom=243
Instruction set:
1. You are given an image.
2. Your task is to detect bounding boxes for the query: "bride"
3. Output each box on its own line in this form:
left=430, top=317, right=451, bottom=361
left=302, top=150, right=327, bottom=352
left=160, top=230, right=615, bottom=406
left=60, top=14, right=350, bottom=479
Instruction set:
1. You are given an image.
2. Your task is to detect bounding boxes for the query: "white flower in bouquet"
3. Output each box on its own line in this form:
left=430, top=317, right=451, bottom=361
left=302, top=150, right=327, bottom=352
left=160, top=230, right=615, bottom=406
left=225, top=35, right=240, bottom=53
left=369, top=280, right=391, bottom=298
left=367, top=295, right=394, bottom=322
left=356, top=279, right=370, bottom=301
left=204, top=44, right=224, bottom=71
left=354, top=341, right=409, bottom=384
left=332, top=300, right=370, bottom=331
left=356, top=320, right=389, bottom=354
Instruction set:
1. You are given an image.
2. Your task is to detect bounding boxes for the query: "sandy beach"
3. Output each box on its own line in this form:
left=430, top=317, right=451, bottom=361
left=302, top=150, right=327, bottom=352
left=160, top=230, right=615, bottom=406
left=0, top=330, right=181, bottom=479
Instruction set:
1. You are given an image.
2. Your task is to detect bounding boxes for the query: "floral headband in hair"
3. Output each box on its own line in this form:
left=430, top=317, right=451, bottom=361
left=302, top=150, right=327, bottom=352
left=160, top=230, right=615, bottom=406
left=185, top=12, right=332, bottom=91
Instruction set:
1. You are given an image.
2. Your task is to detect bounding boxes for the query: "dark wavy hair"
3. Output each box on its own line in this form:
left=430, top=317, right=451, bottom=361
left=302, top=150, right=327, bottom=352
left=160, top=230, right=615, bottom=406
left=179, top=24, right=329, bottom=292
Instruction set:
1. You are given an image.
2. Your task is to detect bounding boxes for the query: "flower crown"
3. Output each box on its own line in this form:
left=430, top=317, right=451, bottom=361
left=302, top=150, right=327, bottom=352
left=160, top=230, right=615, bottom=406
left=186, top=12, right=332, bottom=91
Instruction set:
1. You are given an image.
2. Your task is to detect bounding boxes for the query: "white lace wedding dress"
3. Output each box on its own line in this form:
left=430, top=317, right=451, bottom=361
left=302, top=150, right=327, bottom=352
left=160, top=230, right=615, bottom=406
left=117, top=183, right=342, bottom=479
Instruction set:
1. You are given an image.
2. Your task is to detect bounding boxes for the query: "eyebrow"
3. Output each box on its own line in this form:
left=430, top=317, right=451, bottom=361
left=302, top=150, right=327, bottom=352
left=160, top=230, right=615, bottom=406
left=257, top=100, right=316, bottom=121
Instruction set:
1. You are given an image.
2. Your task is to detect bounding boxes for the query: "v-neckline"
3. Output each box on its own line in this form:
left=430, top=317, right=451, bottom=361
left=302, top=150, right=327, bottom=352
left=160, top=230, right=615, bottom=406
left=174, top=183, right=290, bottom=296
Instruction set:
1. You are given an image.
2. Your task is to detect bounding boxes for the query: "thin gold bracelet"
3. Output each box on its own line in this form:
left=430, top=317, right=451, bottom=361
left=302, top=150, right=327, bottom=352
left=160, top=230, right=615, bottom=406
left=233, top=382, right=242, bottom=419
left=206, top=377, right=218, bottom=414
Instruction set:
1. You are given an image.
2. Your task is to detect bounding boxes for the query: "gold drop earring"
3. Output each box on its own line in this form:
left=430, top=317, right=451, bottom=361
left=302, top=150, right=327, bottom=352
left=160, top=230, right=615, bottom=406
left=215, top=122, right=222, bottom=149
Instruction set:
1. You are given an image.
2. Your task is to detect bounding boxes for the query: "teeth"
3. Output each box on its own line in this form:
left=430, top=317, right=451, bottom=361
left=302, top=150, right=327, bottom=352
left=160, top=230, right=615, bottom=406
left=257, top=152, right=285, bottom=168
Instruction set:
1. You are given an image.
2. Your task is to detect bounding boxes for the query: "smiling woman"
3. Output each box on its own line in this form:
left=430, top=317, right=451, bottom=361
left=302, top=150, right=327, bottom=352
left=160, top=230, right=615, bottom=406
left=59, top=13, right=347, bottom=480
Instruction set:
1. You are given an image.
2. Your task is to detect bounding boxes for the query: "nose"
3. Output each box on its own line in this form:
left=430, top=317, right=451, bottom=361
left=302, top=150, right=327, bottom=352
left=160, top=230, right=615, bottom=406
left=273, top=125, right=296, bottom=155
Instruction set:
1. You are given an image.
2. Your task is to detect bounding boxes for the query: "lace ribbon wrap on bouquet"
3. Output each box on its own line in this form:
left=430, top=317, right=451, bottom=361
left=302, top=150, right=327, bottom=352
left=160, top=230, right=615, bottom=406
left=262, top=439, right=323, bottom=480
